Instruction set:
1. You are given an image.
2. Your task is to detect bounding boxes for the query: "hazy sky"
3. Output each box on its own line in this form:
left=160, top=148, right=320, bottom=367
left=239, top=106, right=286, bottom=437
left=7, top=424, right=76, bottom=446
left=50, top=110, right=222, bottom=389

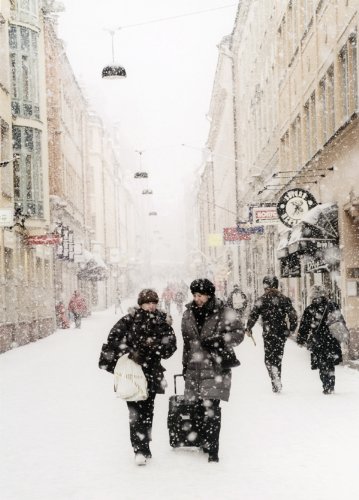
left=57, top=1, right=238, bottom=268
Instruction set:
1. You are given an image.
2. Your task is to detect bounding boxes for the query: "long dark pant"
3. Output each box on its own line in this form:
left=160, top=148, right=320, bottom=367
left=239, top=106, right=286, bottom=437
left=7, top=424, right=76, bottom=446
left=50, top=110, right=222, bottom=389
left=194, top=399, right=221, bottom=456
left=318, top=361, right=335, bottom=392
left=263, top=335, right=286, bottom=391
left=73, top=312, right=81, bottom=328
left=127, top=392, right=156, bottom=456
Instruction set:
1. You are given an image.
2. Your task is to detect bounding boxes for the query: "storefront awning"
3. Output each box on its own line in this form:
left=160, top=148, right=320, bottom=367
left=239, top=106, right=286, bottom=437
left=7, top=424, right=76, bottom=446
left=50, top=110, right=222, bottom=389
left=77, top=250, right=108, bottom=281
left=288, top=203, right=338, bottom=254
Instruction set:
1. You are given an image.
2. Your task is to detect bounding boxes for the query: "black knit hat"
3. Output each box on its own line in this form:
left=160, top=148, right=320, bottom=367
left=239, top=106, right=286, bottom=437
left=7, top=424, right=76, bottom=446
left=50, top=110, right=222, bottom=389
left=263, top=275, right=279, bottom=289
left=190, top=278, right=215, bottom=296
left=137, top=289, right=159, bottom=306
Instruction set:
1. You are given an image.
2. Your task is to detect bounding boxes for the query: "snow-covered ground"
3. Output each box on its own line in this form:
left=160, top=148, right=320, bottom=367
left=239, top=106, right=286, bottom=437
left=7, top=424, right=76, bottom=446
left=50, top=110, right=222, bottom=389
left=1, top=300, right=358, bottom=500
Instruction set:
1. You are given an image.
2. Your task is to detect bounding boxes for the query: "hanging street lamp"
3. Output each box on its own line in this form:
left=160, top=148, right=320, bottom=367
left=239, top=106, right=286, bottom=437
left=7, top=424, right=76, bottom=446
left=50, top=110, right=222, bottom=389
left=102, top=29, right=127, bottom=79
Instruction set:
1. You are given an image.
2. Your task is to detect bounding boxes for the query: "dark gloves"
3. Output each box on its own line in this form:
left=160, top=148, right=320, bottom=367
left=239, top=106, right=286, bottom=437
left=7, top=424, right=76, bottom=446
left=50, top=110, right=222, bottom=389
left=201, top=335, right=225, bottom=350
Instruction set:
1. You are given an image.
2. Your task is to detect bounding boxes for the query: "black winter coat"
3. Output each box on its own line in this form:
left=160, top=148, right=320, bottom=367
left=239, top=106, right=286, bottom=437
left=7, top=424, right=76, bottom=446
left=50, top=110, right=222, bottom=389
left=297, top=298, right=342, bottom=369
left=246, top=288, right=298, bottom=338
left=182, top=298, right=245, bottom=402
left=99, top=307, right=177, bottom=393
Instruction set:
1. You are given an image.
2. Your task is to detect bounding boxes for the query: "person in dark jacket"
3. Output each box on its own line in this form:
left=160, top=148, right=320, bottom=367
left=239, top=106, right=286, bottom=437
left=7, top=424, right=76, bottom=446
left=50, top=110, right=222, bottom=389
left=246, top=275, right=298, bottom=393
left=182, top=278, right=245, bottom=463
left=297, top=285, right=343, bottom=394
left=99, top=289, right=177, bottom=465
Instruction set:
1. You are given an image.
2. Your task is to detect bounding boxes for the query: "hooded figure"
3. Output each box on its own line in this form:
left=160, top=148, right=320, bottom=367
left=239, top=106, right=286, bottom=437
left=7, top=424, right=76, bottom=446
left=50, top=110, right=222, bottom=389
left=246, top=275, right=298, bottom=393
left=181, top=278, right=245, bottom=462
left=297, top=285, right=343, bottom=394
left=99, top=288, right=177, bottom=465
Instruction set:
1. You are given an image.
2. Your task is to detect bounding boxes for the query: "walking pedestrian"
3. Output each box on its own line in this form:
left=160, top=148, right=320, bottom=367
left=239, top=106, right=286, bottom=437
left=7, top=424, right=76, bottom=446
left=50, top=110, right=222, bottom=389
left=114, top=288, right=123, bottom=314
left=68, top=290, right=87, bottom=328
left=162, top=286, right=173, bottom=315
left=99, top=289, right=177, bottom=465
left=296, top=285, right=343, bottom=394
left=181, top=278, right=245, bottom=463
left=246, top=275, right=298, bottom=393
left=55, top=301, right=70, bottom=329
left=174, top=289, right=185, bottom=314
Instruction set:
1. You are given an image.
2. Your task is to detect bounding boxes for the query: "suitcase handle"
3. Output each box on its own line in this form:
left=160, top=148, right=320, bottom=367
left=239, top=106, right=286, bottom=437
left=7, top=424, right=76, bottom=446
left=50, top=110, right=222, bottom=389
left=174, top=373, right=184, bottom=394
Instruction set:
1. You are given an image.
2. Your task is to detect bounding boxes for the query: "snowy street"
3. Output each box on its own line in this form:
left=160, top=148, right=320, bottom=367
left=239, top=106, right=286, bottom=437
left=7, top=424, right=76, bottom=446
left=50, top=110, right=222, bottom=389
left=1, top=301, right=358, bottom=500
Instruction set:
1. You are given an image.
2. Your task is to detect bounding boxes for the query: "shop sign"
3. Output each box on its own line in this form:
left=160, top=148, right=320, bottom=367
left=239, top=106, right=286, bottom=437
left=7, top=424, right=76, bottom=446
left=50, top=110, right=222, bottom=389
left=0, top=208, right=13, bottom=227
left=236, top=225, right=265, bottom=234
left=208, top=233, right=223, bottom=247
left=277, top=189, right=317, bottom=227
left=26, top=234, right=62, bottom=245
left=280, top=254, right=301, bottom=278
left=251, top=206, right=279, bottom=225
left=304, top=255, right=328, bottom=273
left=224, top=227, right=250, bottom=243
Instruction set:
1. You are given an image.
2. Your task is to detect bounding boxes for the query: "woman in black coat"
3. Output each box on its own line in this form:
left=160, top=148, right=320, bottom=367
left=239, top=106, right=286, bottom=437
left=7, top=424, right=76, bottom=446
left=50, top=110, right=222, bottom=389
left=99, top=289, right=176, bottom=465
left=297, top=285, right=342, bottom=394
left=182, top=279, right=245, bottom=462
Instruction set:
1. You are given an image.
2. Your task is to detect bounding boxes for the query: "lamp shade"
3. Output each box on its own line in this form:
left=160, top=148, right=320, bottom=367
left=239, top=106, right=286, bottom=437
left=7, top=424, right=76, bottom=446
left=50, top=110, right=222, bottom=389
left=134, top=171, right=148, bottom=179
left=102, top=64, right=127, bottom=79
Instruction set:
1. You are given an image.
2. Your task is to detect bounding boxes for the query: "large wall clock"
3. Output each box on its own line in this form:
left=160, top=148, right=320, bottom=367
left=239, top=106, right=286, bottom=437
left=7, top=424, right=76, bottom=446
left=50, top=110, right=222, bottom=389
left=277, top=189, right=317, bottom=227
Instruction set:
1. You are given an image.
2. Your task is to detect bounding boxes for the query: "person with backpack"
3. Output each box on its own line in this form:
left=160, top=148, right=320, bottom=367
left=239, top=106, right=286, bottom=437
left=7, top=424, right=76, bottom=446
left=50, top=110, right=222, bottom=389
left=246, top=275, right=298, bottom=393
left=99, top=289, right=177, bottom=465
left=296, top=285, right=343, bottom=394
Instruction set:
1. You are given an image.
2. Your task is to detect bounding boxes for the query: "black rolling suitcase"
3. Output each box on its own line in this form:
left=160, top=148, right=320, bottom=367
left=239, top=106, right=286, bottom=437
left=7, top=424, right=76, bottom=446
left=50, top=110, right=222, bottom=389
left=167, top=374, right=201, bottom=448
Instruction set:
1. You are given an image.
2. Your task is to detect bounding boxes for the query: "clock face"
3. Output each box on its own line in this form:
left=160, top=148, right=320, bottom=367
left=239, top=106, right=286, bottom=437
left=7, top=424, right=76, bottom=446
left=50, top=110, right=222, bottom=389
left=277, top=189, right=317, bottom=227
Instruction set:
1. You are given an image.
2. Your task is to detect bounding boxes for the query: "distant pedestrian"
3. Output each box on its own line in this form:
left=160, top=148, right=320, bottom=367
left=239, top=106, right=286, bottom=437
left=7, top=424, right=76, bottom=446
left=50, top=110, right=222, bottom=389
left=99, top=289, right=177, bottom=465
left=174, top=289, right=185, bottom=314
left=115, top=288, right=123, bottom=314
left=68, top=290, right=87, bottom=328
left=181, top=278, right=245, bottom=462
left=246, top=276, right=298, bottom=393
left=226, top=285, right=248, bottom=319
left=55, top=301, right=70, bottom=329
left=162, top=286, right=173, bottom=315
left=296, top=285, right=343, bottom=394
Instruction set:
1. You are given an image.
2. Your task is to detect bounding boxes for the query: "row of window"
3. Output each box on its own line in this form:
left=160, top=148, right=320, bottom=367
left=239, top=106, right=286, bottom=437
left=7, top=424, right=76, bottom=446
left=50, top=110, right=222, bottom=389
left=9, top=24, right=40, bottom=119
left=3, top=246, right=51, bottom=288
left=13, top=126, right=43, bottom=217
left=280, top=34, right=358, bottom=170
left=277, top=0, right=323, bottom=81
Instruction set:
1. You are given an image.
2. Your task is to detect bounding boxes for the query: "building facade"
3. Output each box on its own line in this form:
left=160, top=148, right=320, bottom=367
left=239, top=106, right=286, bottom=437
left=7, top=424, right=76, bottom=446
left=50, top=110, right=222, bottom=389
left=197, top=0, right=359, bottom=358
left=0, top=1, right=136, bottom=353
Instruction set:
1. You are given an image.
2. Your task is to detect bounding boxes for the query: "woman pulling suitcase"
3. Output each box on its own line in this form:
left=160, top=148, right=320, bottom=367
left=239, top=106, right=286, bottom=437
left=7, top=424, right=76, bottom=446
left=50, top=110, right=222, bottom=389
left=181, top=279, right=245, bottom=462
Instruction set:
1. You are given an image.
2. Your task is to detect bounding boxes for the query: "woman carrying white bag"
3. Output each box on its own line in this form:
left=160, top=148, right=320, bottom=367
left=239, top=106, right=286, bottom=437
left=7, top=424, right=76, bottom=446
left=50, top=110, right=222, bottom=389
left=99, top=289, right=177, bottom=465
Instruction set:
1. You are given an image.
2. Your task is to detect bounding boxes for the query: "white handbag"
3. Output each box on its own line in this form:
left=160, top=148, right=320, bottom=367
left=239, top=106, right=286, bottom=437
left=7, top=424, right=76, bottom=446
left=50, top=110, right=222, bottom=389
left=114, top=353, right=148, bottom=401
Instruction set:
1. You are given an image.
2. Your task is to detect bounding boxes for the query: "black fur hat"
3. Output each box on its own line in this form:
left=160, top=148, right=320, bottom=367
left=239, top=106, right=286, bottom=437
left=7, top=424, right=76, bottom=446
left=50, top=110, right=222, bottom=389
left=137, top=289, right=159, bottom=305
left=190, top=278, right=215, bottom=296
